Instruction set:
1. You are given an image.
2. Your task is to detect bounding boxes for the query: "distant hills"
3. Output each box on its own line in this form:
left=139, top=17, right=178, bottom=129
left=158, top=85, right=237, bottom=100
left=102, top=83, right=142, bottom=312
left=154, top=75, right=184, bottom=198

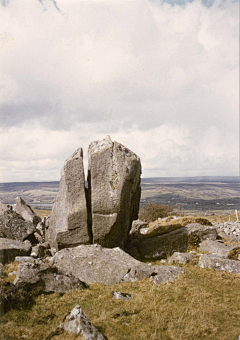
left=0, top=176, right=239, bottom=213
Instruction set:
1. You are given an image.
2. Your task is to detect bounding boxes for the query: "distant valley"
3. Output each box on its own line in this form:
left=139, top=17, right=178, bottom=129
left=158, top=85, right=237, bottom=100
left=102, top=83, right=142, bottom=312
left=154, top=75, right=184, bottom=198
left=0, top=176, right=239, bottom=214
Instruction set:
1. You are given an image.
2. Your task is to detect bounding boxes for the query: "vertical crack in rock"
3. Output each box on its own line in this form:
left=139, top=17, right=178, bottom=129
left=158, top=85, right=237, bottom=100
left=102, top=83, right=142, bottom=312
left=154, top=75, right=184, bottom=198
left=46, top=136, right=141, bottom=251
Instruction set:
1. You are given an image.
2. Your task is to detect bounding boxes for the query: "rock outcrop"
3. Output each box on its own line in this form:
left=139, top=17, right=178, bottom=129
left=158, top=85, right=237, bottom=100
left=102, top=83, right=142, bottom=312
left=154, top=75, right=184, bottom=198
left=0, top=203, right=37, bottom=243
left=0, top=238, right=31, bottom=264
left=198, top=254, right=240, bottom=273
left=52, top=244, right=184, bottom=285
left=14, top=197, right=41, bottom=226
left=46, top=148, right=90, bottom=250
left=14, top=262, right=88, bottom=294
left=198, top=240, right=239, bottom=258
left=88, top=136, right=141, bottom=248
left=127, top=223, right=217, bottom=259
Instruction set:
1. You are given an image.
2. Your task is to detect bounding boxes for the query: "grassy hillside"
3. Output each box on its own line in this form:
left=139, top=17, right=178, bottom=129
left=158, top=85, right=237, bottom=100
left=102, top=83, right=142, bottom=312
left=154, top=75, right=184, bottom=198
left=1, top=263, right=240, bottom=340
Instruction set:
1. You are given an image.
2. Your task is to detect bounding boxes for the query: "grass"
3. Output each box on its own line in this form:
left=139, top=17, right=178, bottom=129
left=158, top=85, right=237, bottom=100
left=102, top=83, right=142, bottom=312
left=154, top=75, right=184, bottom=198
left=33, top=209, right=50, bottom=219
left=1, top=264, right=240, bottom=340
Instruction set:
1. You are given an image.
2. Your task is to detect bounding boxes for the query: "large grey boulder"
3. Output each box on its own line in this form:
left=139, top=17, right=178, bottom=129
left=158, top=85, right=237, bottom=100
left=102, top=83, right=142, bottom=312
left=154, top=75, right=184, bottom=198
left=0, top=204, right=37, bottom=242
left=0, top=238, right=31, bottom=264
left=198, top=254, right=240, bottom=273
left=198, top=240, right=239, bottom=258
left=13, top=262, right=88, bottom=294
left=52, top=244, right=184, bottom=285
left=46, top=148, right=90, bottom=250
left=46, top=305, right=107, bottom=340
left=128, top=223, right=217, bottom=259
left=14, top=197, right=41, bottom=226
left=88, top=136, right=141, bottom=248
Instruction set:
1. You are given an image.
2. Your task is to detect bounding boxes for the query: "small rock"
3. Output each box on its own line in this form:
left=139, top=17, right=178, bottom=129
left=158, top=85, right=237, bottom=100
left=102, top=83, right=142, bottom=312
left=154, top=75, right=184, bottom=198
left=130, top=220, right=148, bottom=235
left=150, top=265, right=185, bottom=285
left=34, top=232, right=44, bottom=244
left=31, top=245, right=45, bottom=258
left=112, top=291, right=132, bottom=301
left=168, top=252, right=195, bottom=265
left=59, top=305, right=107, bottom=339
left=8, top=271, right=17, bottom=276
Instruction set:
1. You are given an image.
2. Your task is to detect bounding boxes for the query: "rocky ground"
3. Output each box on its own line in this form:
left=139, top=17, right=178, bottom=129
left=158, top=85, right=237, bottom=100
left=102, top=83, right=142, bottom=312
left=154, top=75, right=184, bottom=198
left=1, top=198, right=240, bottom=339
left=0, top=138, right=239, bottom=339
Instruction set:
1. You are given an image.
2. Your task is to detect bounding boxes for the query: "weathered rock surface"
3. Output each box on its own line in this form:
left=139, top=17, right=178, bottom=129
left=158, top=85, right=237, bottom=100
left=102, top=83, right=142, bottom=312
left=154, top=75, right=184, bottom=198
left=0, top=238, right=31, bottom=264
left=198, top=254, right=240, bottom=273
left=212, top=221, right=240, bottom=243
left=14, top=262, right=88, bottom=294
left=168, top=252, right=195, bottom=265
left=14, top=197, right=41, bottom=226
left=130, top=219, right=148, bottom=235
left=150, top=265, right=185, bottom=284
left=15, top=256, right=35, bottom=263
left=0, top=204, right=37, bottom=242
left=128, top=223, right=217, bottom=259
left=0, top=262, right=3, bottom=276
left=46, top=305, right=107, bottom=340
left=198, top=240, right=238, bottom=258
left=52, top=244, right=184, bottom=285
left=88, top=136, right=141, bottom=248
left=46, top=148, right=90, bottom=250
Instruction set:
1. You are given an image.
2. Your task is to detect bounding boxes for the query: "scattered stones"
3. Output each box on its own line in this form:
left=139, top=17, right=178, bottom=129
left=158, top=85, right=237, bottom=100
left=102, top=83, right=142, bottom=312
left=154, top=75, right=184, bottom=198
left=14, top=197, right=41, bottom=226
left=198, top=240, right=238, bottom=258
left=88, top=136, right=141, bottom=248
left=46, top=305, right=107, bottom=340
left=46, top=148, right=90, bottom=250
left=198, top=254, right=240, bottom=273
left=0, top=238, right=31, bottom=264
left=13, top=262, right=88, bottom=294
left=168, top=252, right=195, bottom=265
left=112, top=291, right=131, bottom=301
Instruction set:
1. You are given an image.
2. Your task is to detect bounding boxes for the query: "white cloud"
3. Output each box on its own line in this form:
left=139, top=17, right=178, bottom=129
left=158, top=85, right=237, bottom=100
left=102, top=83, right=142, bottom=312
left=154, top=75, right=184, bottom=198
left=0, top=0, right=238, bottom=181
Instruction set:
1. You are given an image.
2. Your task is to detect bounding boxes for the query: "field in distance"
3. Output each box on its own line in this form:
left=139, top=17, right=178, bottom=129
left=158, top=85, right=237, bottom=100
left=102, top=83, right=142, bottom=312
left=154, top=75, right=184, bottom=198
left=0, top=176, right=239, bottom=215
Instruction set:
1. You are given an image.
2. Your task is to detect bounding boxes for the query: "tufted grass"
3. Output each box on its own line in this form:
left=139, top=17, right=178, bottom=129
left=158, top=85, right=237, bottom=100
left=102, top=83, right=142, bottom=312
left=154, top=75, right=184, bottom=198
left=1, top=264, right=240, bottom=340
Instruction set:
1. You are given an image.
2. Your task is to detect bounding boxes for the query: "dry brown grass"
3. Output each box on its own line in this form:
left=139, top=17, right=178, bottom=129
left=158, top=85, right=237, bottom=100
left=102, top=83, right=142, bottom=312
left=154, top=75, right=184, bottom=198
left=1, top=264, right=240, bottom=340
left=33, top=209, right=51, bottom=219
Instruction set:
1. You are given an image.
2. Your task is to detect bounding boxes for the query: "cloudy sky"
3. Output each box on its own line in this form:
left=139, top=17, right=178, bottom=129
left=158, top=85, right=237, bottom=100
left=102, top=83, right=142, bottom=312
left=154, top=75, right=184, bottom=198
left=0, top=0, right=238, bottom=182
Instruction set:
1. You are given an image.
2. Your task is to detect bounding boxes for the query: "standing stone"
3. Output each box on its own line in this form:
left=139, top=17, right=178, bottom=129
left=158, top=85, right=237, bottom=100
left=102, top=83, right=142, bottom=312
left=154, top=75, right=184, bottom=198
left=46, top=148, right=90, bottom=250
left=88, top=136, right=141, bottom=248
